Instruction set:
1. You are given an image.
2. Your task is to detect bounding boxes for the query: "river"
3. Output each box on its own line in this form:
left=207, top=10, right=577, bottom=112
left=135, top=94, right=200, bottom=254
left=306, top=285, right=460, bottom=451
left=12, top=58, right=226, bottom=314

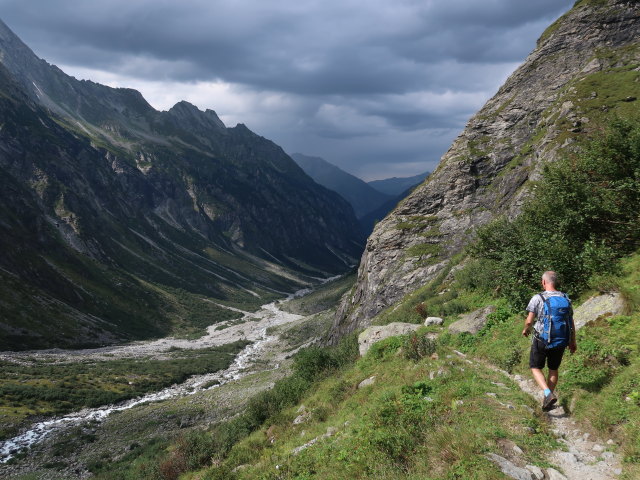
left=0, top=280, right=333, bottom=464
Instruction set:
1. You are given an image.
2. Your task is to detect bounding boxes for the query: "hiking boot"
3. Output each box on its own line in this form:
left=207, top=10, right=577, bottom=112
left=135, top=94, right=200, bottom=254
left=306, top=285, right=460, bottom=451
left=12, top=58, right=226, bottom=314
left=542, top=391, right=557, bottom=411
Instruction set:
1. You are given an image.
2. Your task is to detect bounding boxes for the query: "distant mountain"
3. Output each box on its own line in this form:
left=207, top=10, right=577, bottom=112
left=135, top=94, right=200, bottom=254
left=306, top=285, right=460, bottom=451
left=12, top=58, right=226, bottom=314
left=358, top=185, right=418, bottom=234
left=291, top=153, right=392, bottom=219
left=367, top=171, right=429, bottom=196
left=0, top=20, right=364, bottom=350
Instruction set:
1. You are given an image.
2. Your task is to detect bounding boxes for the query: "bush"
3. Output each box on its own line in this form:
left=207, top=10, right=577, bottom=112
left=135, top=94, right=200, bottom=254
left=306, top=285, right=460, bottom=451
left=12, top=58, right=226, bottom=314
left=293, top=348, right=338, bottom=382
left=499, top=346, right=523, bottom=374
left=368, top=336, right=404, bottom=360
left=403, top=332, right=436, bottom=361
left=471, top=118, right=640, bottom=307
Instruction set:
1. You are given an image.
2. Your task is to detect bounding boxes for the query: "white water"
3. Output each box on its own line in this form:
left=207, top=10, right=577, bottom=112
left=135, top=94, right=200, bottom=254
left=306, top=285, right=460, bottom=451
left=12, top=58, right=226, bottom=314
left=0, top=280, right=336, bottom=463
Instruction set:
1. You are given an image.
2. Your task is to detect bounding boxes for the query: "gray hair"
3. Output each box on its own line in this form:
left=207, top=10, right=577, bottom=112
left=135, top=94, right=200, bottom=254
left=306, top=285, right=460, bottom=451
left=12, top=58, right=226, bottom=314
left=542, top=271, right=557, bottom=286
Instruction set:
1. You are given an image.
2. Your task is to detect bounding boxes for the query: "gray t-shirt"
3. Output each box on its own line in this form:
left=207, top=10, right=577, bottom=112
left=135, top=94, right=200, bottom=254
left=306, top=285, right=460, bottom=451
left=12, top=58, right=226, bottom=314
left=526, top=291, right=573, bottom=335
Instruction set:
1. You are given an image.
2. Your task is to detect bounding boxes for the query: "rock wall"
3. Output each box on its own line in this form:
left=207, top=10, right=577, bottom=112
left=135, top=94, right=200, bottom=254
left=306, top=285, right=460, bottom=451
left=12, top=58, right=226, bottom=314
left=328, top=0, right=640, bottom=343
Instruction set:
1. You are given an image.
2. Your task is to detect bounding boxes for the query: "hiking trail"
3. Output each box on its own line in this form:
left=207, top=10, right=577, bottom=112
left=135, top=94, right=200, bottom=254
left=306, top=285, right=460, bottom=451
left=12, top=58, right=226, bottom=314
left=470, top=348, right=623, bottom=480
left=511, top=372, right=622, bottom=480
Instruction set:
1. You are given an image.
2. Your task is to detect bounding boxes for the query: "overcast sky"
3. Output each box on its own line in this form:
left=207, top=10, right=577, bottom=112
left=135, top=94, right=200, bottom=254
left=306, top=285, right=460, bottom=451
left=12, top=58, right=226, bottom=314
left=0, top=0, right=573, bottom=181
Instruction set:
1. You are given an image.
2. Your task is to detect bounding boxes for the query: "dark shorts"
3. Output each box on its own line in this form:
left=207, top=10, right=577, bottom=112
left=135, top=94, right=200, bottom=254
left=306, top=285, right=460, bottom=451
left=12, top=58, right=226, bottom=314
left=529, top=337, right=566, bottom=370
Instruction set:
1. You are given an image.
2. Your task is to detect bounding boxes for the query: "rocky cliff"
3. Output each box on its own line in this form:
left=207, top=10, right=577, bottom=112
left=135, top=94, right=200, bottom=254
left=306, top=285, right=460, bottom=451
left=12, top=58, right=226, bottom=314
left=329, top=0, right=640, bottom=342
left=0, top=20, right=364, bottom=350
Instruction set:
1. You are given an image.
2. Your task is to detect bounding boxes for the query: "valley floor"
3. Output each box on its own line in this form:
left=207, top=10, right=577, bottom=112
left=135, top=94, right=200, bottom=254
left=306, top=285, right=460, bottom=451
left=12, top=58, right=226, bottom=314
left=0, top=279, right=342, bottom=479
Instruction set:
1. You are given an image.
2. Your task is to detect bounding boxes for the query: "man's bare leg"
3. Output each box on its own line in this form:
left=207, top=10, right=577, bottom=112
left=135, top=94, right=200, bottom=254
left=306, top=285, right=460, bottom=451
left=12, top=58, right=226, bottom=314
left=531, top=368, right=549, bottom=391
left=547, top=370, right=558, bottom=392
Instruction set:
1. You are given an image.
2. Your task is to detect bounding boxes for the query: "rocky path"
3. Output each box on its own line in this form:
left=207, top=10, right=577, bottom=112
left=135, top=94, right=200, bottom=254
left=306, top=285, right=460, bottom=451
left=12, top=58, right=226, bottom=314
left=469, top=350, right=624, bottom=480
left=511, top=373, right=622, bottom=480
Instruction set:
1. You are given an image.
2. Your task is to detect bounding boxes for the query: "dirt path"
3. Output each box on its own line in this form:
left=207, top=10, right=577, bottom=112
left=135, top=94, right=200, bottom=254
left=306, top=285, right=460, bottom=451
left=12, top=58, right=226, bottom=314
left=511, top=373, right=622, bottom=480
left=468, top=348, right=624, bottom=480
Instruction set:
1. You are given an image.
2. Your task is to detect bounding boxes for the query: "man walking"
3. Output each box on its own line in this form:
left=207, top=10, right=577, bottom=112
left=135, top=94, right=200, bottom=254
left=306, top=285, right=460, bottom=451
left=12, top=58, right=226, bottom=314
left=522, top=271, right=577, bottom=410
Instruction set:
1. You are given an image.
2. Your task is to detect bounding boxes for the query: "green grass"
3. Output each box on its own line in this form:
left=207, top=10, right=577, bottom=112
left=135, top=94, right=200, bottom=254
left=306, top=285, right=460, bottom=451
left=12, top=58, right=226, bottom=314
left=192, top=342, right=557, bottom=480
left=280, top=273, right=356, bottom=316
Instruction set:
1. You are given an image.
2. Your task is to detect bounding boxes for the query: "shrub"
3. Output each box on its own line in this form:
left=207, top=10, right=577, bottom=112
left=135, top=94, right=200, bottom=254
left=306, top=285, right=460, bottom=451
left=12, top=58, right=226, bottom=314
left=403, top=332, right=436, bottom=361
left=368, top=336, right=404, bottom=360
left=293, top=348, right=338, bottom=382
left=500, top=346, right=523, bottom=374
left=471, top=118, right=640, bottom=307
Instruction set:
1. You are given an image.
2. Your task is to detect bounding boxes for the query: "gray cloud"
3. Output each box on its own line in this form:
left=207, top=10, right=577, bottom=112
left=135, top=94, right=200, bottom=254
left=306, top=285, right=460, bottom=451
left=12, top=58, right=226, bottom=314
left=0, top=0, right=574, bottom=179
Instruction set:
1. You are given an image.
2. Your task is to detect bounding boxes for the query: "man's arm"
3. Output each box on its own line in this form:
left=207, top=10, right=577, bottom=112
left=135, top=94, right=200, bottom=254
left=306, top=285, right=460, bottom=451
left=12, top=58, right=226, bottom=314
left=522, top=311, right=535, bottom=337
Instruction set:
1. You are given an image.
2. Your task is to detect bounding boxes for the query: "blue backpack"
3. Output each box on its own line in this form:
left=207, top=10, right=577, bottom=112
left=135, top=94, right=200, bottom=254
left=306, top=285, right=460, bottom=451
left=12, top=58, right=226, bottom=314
left=538, top=293, right=572, bottom=349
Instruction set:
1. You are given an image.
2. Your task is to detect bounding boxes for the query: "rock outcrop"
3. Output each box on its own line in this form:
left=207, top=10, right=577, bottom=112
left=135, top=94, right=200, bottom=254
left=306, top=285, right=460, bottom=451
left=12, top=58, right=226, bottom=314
left=357, top=322, right=420, bottom=356
left=573, top=293, right=626, bottom=330
left=328, top=0, right=640, bottom=343
left=448, top=306, right=497, bottom=335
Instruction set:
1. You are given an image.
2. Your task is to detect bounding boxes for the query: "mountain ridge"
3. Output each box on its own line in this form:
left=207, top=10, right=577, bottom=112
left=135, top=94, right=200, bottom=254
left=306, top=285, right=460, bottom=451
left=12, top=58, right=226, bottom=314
left=0, top=19, right=364, bottom=350
left=367, top=171, right=429, bottom=196
left=290, top=153, right=392, bottom=219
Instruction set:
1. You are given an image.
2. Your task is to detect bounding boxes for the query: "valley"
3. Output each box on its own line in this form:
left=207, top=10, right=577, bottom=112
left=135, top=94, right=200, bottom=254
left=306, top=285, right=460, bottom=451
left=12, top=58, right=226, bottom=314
left=0, top=274, right=351, bottom=478
left=0, top=0, right=639, bottom=478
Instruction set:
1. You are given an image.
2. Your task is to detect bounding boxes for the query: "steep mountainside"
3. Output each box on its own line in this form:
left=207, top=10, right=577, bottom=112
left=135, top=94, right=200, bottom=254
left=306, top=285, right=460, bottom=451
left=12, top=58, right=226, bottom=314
left=329, top=0, right=640, bottom=342
left=0, top=20, right=364, bottom=350
left=290, top=153, right=392, bottom=219
left=367, top=171, right=429, bottom=196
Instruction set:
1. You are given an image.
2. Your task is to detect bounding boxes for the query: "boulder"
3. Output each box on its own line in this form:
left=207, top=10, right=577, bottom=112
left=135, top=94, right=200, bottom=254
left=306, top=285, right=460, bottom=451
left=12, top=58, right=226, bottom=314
left=358, top=322, right=420, bottom=356
left=525, top=465, right=544, bottom=480
left=358, top=375, right=377, bottom=389
left=573, top=293, right=625, bottom=330
left=448, top=305, right=496, bottom=335
left=424, top=316, right=444, bottom=326
left=485, top=453, right=534, bottom=480
left=546, top=468, right=568, bottom=480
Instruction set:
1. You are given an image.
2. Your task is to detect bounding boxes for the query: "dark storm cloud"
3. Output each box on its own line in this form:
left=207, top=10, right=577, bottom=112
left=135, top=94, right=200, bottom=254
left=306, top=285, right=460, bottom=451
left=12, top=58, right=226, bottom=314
left=0, top=0, right=574, bottom=179
left=1, top=0, right=573, bottom=92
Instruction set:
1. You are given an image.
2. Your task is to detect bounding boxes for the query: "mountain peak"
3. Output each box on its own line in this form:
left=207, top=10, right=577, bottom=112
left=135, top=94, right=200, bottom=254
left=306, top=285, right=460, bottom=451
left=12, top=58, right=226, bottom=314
left=167, top=100, right=226, bottom=130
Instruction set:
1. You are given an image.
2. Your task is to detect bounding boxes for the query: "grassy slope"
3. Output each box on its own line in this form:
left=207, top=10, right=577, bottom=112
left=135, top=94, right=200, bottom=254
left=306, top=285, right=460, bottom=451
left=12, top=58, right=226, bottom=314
left=187, top=342, right=557, bottom=479
left=280, top=273, right=356, bottom=316
left=181, top=251, right=639, bottom=480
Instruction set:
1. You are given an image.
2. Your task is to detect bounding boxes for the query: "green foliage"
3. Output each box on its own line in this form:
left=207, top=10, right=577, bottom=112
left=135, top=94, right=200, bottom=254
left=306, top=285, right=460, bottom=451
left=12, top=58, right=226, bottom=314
left=293, top=348, right=339, bottom=382
left=406, top=243, right=442, bottom=263
left=471, top=118, right=640, bottom=307
left=367, top=336, right=403, bottom=360
left=89, top=438, right=169, bottom=480
left=454, top=259, right=500, bottom=294
left=402, top=331, right=436, bottom=361
left=140, top=334, right=361, bottom=479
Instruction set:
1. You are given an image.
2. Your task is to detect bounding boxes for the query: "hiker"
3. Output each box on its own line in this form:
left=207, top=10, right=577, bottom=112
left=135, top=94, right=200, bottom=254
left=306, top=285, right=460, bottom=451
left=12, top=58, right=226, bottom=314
left=522, top=271, right=577, bottom=411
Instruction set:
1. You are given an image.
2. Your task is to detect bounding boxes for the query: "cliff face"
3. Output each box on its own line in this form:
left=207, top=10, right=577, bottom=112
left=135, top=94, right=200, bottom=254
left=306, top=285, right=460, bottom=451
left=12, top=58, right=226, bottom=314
left=0, top=21, right=364, bottom=350
left=329, top=0, right=640, bottom=342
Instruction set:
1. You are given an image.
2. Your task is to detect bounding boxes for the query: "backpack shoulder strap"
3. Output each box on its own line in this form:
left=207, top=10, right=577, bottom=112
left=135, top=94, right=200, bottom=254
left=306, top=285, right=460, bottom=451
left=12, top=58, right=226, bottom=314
left=538, top=292, right=548, bottom=307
